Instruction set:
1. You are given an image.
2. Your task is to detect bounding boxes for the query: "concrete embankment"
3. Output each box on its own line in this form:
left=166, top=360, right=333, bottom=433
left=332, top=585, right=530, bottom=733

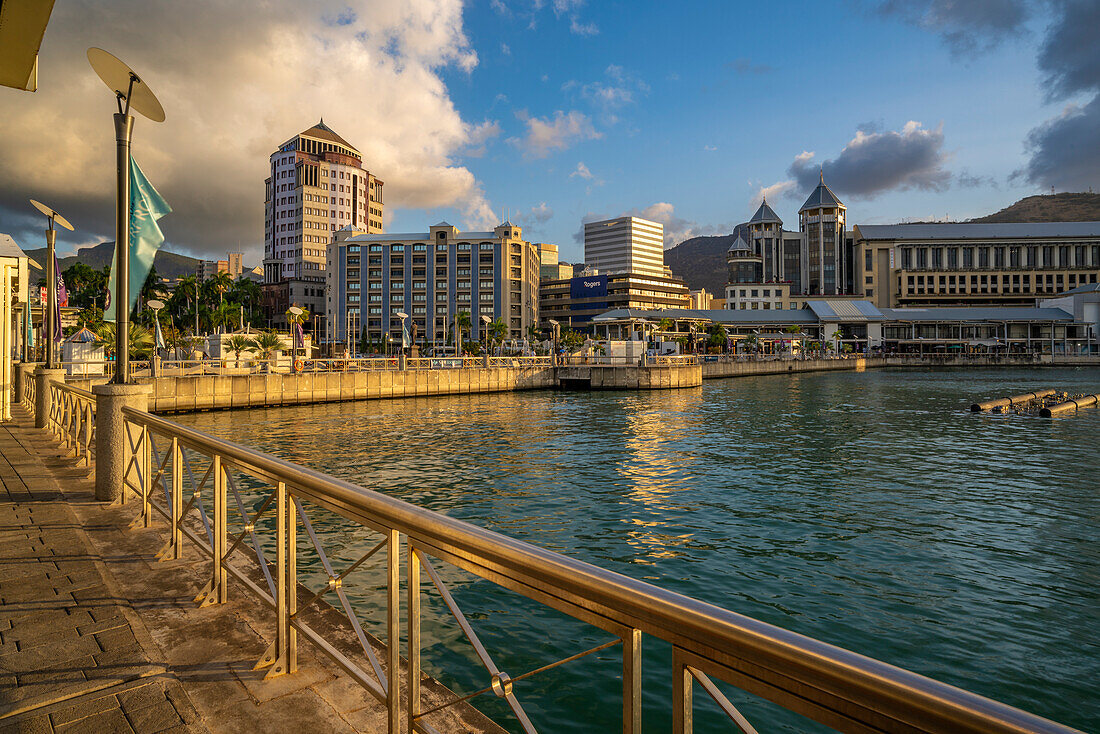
left=702, top=356, right=865, bottom=380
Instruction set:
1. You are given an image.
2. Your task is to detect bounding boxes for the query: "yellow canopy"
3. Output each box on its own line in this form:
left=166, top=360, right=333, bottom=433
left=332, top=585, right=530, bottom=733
left=0, top=0, right=56, bottom=92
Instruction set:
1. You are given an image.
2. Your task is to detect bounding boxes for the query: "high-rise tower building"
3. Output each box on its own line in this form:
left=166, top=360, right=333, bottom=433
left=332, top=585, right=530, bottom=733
left=263, top=120, right=384, bottom=305
left=799, top=172, right=847, bottom=295
left=583, top=216, right=665, bottom=277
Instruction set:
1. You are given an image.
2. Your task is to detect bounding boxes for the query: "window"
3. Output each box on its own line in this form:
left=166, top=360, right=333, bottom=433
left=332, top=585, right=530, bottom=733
left=480, top=243, right=495, bottom=250
left=865, top=250, right=872, bottom=271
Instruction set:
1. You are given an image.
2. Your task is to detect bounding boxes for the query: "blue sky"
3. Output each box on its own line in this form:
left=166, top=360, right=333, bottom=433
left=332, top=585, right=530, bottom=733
left=2, top=0, right=1094, bottom=266
left=389, top=0, right=1076, bottom=263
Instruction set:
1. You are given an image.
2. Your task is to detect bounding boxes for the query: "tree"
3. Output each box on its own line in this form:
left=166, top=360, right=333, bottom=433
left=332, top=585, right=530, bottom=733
left=226, top=335, right=255, bottom=367
left=454, top=311, right=472, bottom=356
left=208, top=271, right=233, bottom=309
left=173, top=275, right=200, bottom=333
left=742, top=333, right=760, bottom=354
left=657, top=318, right=674, bottom=334
left=488, top=318, right=508, bottom=355
left=560, top=329, right=584, bottom=352
left=95, top=322, right=154, bottom=359
left=249, top=331, right=284, bottom=370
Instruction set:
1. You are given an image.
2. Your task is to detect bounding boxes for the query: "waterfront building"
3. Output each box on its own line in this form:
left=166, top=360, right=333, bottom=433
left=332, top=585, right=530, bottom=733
left=326, top=221, right=539, bottom=351
left=853, top=222, right=1100, bottom=309
left=538, top=270, right=690, bottom=329
left=536, top=243, right=560, bottom=280
left=727, top=175, right=855, bottom=308
left=688, top=288, right=716, bottom=310
left=583, top=216, right=665, bottom=278
left=263, top=120, right=384, bottom=325
left=591, top=293, right=1097, bottom=354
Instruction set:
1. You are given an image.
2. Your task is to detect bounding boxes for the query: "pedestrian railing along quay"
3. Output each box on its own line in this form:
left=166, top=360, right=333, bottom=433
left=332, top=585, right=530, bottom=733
left=21, top=370, right=36, bottom=409
left=100, top=403, right=1077, bottom=734
left=48, top=381, right=97, bottom=466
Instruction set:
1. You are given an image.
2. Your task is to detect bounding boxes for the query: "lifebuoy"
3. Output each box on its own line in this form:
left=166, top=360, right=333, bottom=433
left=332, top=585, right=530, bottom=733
left=293, top=360, right=304, bottom=373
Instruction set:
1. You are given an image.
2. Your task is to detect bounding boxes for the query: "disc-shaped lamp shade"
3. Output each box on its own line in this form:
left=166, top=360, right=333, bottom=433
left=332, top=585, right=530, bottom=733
left=147, top=299, right=164, bottom=310
left=29, top=199, right=74, bottom=230
left=87, top=47, right=165, bottom=123
left=288, top=306, right=303, bottom=316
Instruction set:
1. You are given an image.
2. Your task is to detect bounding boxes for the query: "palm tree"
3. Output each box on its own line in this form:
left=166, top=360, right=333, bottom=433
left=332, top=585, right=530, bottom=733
left=488, top=318, right=508, bottom=355
left=742, top=333, right=760, bottom=355
left=213, top=301, right=237, bottom=332
left=249, top=331, right=284, bottom=371
left=209, top=271, right=233, bottom=308
left=95, top=322, right=154, bottom=359
left=454, top=311, right=472, bottom=356
left=226, top=334, right=255, bottom=368
left=657, top=318, right=674, bottom=335
left=175, top=275, right=200, bottom=333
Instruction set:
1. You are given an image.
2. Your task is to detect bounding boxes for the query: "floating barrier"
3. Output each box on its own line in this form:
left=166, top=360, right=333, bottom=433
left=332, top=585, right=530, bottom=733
left=970, top=389, right=1055, bottom=412
left=1040, top=394, right=1100, bottom=417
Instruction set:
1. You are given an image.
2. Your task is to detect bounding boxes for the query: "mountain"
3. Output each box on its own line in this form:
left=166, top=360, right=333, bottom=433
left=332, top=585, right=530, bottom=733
left=24, top=241, right=202, bottom=282
left=664, top=224, right=749, bottom=296
left=664, top=192, right=1100, bottom=294
left=969, top=192, right=1100, bottom=223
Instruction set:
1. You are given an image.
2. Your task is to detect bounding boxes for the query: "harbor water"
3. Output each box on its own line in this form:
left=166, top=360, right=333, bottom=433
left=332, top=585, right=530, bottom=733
left=177, top=367, right=1100, bottom=732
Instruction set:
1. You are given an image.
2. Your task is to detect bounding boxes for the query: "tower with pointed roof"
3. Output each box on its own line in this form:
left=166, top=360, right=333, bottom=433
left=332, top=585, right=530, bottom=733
left=263, top=120, right=384, bottom=305
left=798, top=171, right=846, bottom=295
left=747, top=197, right=784, bottom=283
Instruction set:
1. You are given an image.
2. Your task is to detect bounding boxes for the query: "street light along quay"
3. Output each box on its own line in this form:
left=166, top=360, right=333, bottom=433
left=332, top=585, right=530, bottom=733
left=28, top=199, right=73, bottom=369
left=87, top=47, right=165, bottom=385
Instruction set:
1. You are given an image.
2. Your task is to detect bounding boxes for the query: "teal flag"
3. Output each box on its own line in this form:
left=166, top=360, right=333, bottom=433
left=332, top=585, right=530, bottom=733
left=105, top=156, right=171, bottom=321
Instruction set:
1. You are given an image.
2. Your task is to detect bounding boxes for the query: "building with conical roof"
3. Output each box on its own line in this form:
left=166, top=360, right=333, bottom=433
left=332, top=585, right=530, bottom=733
left=799, top=171, right=847, bottom=295
left=263, top=120, right=384, bottom=331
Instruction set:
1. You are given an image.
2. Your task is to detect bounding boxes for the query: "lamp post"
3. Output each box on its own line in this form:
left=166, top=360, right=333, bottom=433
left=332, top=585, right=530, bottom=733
left=288, top=306, right=303, bottom=367
left=479, top=314, right=491, bottom=357
left=28, top=200, right=73, bottom=370
left=147, top=298, right=164, bottom=377
left=87, top=47, right=165, bottom=385
left=548, top=318, right=560, bottom=365
left=394, top=311, right=409, bottom=354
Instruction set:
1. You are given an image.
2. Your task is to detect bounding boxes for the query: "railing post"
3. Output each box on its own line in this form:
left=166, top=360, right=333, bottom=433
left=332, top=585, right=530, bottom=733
left=407, top=544, right=421, bottom=734
left=92, top=383, right=150, bottom=502
left=196, top=455, right=228, bottom=606
left=167, top=438, right=183, bottom=559
left=672, top=647, right=692, bottom=734
left=33, top=367, right=63, bottom=429
left=387, top=528, right=400, bottom=734
left=623, top=628, right=641, bottom=733
left=139, top=424, right=151, bottom=527
left=259, top=481, right=296, bottom=677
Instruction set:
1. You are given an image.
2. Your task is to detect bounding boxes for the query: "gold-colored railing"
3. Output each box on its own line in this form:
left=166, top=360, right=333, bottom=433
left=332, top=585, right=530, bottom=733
left=48, top=380, right=97, bottom=466
left=112, top=405, right=1079, bottom=734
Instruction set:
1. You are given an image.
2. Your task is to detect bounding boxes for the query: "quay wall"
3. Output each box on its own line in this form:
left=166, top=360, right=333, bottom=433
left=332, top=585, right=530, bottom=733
left=557, top=364, right=701, bottom=389
left=67, top=366, right=556, bottom=413
left=702, top=357, right=865, bottom=380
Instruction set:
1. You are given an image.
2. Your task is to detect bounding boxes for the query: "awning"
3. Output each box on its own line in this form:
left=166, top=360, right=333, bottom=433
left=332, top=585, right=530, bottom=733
left=0, top=0, right=56, bottom=92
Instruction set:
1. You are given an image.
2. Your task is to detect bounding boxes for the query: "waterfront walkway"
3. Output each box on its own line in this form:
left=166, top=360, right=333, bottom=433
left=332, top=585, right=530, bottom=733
left=0, top=406, right=397, bottom=733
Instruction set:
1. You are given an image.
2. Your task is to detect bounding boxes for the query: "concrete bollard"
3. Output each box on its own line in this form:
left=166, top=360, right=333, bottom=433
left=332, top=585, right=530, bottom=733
left=13, top=361, right=24, bottom=405
left=398, top=352, right=406, bottom=371
left=92, top=383, right=150, bottom=502
left=483, top=352, right=489, bottom=368
left=33, top=366, right=65, bottom=429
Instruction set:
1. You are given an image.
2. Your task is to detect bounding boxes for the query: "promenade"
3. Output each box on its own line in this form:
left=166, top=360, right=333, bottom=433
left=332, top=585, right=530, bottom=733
left=0, top=405, right=466, bottom=734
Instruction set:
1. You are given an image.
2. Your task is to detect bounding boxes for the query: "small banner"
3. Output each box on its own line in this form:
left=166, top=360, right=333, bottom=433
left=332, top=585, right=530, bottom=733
left=106, top=155, right=172, bottom=321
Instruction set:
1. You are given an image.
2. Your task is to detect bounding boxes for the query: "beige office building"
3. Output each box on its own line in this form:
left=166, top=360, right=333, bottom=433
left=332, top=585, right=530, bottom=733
left=583, top=216, right=665, bottom=277
left=327, top=222, right=540, bottom=350
left=854, top=223, right=1100, bottom=309
left=264, top=120, right=384, bottom=321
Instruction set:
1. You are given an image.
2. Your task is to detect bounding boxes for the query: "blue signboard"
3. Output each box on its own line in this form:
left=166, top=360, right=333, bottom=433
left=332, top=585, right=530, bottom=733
left=569, top=274, right=608, bottom=321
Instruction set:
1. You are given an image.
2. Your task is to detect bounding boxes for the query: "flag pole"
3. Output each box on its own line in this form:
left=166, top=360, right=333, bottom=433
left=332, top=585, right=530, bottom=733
left=113, top=109, right=134, bottom=384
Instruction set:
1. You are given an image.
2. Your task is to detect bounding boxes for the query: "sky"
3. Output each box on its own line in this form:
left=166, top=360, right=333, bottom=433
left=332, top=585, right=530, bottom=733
left=0, top=0, right=1097, bottom=267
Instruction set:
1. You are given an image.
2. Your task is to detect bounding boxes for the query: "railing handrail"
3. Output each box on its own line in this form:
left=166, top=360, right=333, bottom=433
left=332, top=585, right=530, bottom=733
left=119, top=403, right=1077, bottom=733
left=50, top=379, right=96, bottom=401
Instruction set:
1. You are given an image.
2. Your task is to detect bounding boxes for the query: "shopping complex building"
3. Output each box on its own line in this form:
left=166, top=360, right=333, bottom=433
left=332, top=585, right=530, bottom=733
left=325, top=222, right=540, bottom=351
left=589, top=285, right=1100, bottom=355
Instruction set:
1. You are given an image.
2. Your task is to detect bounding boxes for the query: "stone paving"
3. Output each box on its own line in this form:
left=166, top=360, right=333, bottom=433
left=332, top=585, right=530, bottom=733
left=0, top=404, right=455, bottom=733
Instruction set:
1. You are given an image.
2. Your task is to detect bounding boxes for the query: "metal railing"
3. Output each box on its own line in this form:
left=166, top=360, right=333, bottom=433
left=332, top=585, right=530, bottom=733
left=650, top=355, right=698, bottom=366
left=111, top=405, right=1077, bottom=734
left=48, top=380, right=97, bottom=466
left=22, top=368, right=36, bottom=409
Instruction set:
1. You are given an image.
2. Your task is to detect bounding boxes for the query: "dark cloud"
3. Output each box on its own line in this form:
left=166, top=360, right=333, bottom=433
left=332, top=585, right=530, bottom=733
left=1036, top=0, right=1100, bottom=100
left=788, top=121, right=951, bottom=198
left=1023, top=0, right=1100, bottom=190
left=956, top=170, right=999, bottom=189
left=1019, top=96, right=1100, bottom=191
left=876, top=0, right=1030, bottom=53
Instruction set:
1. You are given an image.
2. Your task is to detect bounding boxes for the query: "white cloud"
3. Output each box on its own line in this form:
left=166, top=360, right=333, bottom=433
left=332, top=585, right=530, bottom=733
left=703, top=144, right=718, bottom=152
left=552, top=0, right=598, bottom=35
left=570, top=162, right=594, bottom=179
left=509, top=110, right=602, bottom=159
left=501, top=42, right=511, bottom=56
left=527, top=202, right=554, bottom=224
left=753, top=180, right=800, bottom=208
left=0, top=0, right=498, bottom=262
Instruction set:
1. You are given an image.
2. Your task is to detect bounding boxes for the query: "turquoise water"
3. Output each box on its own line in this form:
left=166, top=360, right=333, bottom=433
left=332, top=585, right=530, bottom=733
left=177, top=368, right=1100, bottom=732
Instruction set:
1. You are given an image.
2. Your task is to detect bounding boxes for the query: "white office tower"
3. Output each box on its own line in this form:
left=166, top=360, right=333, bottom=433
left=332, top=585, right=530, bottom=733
left=583, top=216, right=665, bottom=278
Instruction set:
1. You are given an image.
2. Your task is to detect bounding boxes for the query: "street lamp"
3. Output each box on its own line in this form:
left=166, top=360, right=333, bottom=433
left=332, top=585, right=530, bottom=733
left=394, top=311, right=408, bottom=355
left=288, top=306, right=303, bottom=366
left=147, top=298, right=164, bottom=375
left=87, top=47, right=165, bottom=385
left=548, top=319, right=560, bottom=364
left=479, top=314, right=491, bottom=356
left=28, top=200, right=73, bottom=369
